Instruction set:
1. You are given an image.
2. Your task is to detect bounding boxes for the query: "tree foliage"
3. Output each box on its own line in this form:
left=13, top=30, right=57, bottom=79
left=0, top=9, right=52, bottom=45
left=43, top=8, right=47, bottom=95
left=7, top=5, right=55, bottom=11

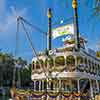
left=96, top=51, right=100, bottom=58
left=0, top=52, right=32, bottom=88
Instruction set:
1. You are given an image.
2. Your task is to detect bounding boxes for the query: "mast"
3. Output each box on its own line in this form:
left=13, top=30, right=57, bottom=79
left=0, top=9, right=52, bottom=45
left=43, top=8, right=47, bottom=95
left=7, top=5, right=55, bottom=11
left=47, top=8, right=52, bottom=51
left=72, top=0, right=80, bottom=51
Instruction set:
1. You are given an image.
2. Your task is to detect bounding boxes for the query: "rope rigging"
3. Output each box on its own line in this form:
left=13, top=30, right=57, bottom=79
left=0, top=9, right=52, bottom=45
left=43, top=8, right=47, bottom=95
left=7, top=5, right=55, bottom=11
left=12, top=18, right=20, bottom=87
left=16, top=16, right=74, bottom=80
left=14, top=16, right=88, bottom=97
left=15, top=16, right=67, bottom=98
left=16, top=17, right=50, bottom=80
left=13, top=1, right=88, bottom=96
left=14, top=15, right=77, bottom=90
left=18, top=16, right=47, bottom=36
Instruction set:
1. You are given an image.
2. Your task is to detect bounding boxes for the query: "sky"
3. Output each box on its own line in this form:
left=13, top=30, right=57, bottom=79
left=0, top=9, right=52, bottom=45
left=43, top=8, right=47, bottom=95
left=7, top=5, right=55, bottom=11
left=0, top=0, right=100, bottom=62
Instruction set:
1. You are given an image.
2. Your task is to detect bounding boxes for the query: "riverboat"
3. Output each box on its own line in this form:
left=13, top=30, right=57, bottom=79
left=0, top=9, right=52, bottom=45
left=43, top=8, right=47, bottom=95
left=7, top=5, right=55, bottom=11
left=10, top=0, right=100, bottom=100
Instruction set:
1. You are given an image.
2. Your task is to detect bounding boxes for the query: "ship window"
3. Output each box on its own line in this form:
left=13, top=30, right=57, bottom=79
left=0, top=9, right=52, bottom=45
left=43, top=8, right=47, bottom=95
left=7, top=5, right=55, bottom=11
left=36, top=61, right=40, bottom=69
left=91, top=80, right=98, bottom=94
left=95, top=63, right=97, bottom=74
left=33, top=81, right=34, bottom=90
left=51, top=81, right=53, bottom=90
left=79, top=79, right=90, bottom=94
left=45, top=57, right=54, bottom=68
left=66, top=55, right=75, bottom=66
left=92, top=62, right=95, bottom=73
left=36, top=81, right=39, bottom=91
left=44, top=81, right=47, bottom=90
left=61, top=79, right=77, bottom=92
left=97, top=64, right=99, bottom=75
left=77, top=56, right=83, bottom=65
left=88, top=60, right=91, bottom=72
left=99, top=65, right=100, bottom=76
left=84, top=58, right=87, bottom=65
left=36, top=60, right=44, bottom=69
left=88, top=60, right=91, bottom=66
left=40, top=81, right=42, bottom=91
left=98, top=80, right=100, bottom=93
left=32, top=61, right=35, bottom=70
left=53, top=80, right=59, bottom=91
left=71, top=80, right=78, bottom=92
left=55, top=56, right=65, bottom=66
left=84, top=58, right=89, bottom=72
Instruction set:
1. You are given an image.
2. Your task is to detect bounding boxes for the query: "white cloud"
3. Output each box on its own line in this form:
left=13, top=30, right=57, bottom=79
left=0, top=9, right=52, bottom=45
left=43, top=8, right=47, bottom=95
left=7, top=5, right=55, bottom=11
left=0, top=0, right=28, bottom=39
left=0, top=6, right=28, bottom=38
left=2, top=7, right=27, bottom=31
left=0, top=0, right=6, bottom=15
left=0, top=2, right=28, bottom=53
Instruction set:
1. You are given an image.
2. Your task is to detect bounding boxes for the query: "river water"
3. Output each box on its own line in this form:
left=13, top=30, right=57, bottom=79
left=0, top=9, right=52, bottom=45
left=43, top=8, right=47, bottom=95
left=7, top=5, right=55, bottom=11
left=0, top=95, right=10, bottom=100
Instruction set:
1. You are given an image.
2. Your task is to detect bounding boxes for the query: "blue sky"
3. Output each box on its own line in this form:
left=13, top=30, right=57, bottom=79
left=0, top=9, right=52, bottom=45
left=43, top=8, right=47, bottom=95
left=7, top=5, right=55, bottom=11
left=0, top=0, right=100, bottom=62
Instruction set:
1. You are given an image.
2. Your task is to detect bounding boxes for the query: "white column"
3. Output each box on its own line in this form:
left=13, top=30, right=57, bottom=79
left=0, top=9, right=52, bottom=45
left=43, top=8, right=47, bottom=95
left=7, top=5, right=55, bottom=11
left=74, top=55, right=77, bottom=71
left=47, top=80, right=50, bottom=100
left=34, top=81, right=35, bottom=91
left=77, top=79, right=80, bottom=100
left=39, top=81, right=41, bottom=91
left=96, top=80, right=99, bottom=93
left=47, top=80, right=49, bottom=91
left=64, top=56, right=66, bottom=71
left=33, top=81, right=34, bottom=91
left=58, top=80, right=63, bottom=99
left=34, top=81, right=36, bottom=91
left=41, top=80, right=44, bottom=100
left=42, top=80, right=44, bottom=91
left=90, top=79, right=94, bottom=99
left=46, top=80, right=50, bottom=100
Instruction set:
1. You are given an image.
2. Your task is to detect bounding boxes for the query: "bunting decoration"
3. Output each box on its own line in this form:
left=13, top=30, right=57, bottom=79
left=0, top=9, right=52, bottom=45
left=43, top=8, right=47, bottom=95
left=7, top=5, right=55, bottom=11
left=48, top=92, right=59, bottom=98
left=73, top=92, right=80, bottom=98
left=62, top=92, right=70, bottom=98
left=32, top=91, right=45, bottom=98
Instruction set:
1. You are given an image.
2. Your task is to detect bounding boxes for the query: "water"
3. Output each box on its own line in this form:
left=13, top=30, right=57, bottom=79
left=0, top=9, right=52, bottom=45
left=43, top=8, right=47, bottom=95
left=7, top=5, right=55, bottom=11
left=0, top=95, right=10, bottom=100
left=0, top=87, right=11, bottom=100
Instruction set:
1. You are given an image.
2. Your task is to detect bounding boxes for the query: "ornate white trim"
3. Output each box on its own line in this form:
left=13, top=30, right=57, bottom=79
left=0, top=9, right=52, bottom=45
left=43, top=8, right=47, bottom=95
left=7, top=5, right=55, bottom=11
left=31, top=72, right=100, bottom=80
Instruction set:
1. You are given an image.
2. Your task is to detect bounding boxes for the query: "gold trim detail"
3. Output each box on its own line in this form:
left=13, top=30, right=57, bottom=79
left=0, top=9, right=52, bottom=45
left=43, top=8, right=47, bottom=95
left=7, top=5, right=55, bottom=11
left=72, top=0, right=77, bottom=8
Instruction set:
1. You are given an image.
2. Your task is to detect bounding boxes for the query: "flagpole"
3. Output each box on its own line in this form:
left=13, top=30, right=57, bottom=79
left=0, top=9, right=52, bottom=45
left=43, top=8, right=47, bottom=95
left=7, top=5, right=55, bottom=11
left=72, top=0, right=80, bottom=51
left=47, top=8, right=52, bottom=51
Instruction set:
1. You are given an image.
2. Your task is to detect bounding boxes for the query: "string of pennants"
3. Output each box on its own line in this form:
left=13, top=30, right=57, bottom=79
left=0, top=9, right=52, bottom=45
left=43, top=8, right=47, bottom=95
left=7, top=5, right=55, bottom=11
left=13, top=90, right=88, bottom=99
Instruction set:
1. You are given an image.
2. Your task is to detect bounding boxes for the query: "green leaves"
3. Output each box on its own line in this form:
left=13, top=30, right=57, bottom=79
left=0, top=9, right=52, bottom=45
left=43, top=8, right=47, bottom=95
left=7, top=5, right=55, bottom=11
left=0, top=52, right=31, bottom=87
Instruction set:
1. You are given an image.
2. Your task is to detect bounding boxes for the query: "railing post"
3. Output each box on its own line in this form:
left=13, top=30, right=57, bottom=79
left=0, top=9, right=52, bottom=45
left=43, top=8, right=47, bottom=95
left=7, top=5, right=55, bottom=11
left=90, top=79, right=94, bottom=99
left=77, top=79, right=80, bottom=100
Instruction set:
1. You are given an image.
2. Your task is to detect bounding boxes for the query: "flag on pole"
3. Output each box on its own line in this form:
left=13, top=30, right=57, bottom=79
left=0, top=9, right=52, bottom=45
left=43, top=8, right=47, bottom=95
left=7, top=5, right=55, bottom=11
left=52, top=24, right=74, bottom=39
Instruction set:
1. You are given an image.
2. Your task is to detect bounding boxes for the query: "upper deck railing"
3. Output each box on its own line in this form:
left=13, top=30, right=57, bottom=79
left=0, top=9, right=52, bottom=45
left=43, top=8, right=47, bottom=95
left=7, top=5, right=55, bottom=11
left=32, top=47, right=100, bottom=77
